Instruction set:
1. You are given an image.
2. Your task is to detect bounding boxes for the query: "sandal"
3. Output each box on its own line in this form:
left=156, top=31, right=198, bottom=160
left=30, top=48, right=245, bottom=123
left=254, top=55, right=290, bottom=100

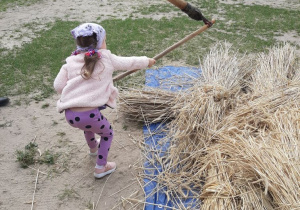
left=94, top=162, right=116, bottom=178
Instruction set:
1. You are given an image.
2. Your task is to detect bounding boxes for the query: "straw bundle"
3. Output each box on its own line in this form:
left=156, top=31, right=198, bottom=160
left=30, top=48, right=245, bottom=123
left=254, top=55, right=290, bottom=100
left=119, top=88, right=178, bottom=123
left=164, top=43, right=251, bottom=168
left=197, top=44, right=300, bottom=209
left=251, top=43, right=299, bottom=95
left=200, top=86, right=300, bottom=209
left=120, top=42, right=300, bottom=209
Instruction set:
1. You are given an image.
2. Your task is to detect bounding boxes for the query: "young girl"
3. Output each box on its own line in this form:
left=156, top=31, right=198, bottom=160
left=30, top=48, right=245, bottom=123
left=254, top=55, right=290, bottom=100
left=54, top=23, right=156, bottom=178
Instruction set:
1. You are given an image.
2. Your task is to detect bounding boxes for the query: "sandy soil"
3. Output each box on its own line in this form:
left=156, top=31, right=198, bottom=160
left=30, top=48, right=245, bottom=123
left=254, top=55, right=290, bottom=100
left=0, top=96, right=146, bottom=210
left=0, top=1, right=299, bottom=210
left=220, top=0, right=300, bottom=10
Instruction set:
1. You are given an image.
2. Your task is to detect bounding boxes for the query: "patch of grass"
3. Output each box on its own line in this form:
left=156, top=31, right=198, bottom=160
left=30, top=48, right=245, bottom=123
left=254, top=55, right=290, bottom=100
left=39, top=150, right=59, bottom=165
left=41, top=103, right=49, bottom=109
left=122, top=124, right=128, bottom=131
left=58, top=188, right=80, bottom=201
left=0, top=0, right=43, bottom=12
left=46, top=153, right=70, bottom=177
left=52, top=121, right=58, bottom=126
left=213, top=3, right=300, bottom=54
left=13, top=100, right=22, bottom=106
left=86, top=200, right=94, bottom=210
left=0, top=120, right=12, bottom=128
left=139, top=4, right=177, bottom=15
left=16, top=142, right=38, bottom=168
left=16, top=142, right=58, bottom=168
left=0, top=20, right=79, bottom=99
left=57, top=132, right=66, bottom=137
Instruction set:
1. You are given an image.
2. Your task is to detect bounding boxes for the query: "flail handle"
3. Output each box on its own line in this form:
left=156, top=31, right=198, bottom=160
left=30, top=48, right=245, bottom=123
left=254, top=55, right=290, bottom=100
left=113, top=19, right=216, bottom=82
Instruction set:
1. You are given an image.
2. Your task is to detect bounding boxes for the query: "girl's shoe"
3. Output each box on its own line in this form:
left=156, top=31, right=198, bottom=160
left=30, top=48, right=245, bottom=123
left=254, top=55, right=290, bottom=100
left=94, top=162, right=116, bottom=178
left=89, top=139, right=100, bottom=156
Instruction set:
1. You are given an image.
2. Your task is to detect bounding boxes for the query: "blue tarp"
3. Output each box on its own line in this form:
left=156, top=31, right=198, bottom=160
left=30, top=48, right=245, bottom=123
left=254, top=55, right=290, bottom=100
left=143, top=66, right=202, bottom=209
left=145, top=66, right=201, bottom=91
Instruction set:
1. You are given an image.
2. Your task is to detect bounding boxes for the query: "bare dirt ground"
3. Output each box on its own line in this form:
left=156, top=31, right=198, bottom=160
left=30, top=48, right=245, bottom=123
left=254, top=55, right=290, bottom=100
left=220, top=0, right=300, bottom=10
left=0, top=96, right=146, bottom=210
left=0, top=1, right=299, bottom=210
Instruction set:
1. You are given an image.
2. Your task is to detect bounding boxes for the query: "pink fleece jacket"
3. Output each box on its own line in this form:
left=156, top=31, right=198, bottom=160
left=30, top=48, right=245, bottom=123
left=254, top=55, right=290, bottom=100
left=54, top=49, right=149, bottom=112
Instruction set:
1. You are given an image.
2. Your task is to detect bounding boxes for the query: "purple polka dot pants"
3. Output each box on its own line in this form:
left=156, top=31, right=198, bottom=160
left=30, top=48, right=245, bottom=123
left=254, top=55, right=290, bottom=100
left=65, top=108, right=113, bottom=166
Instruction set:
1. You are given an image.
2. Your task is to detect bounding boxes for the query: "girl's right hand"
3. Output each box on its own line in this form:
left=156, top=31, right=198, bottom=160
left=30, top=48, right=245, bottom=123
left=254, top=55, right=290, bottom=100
left=148, top=58, right=156, bottom=67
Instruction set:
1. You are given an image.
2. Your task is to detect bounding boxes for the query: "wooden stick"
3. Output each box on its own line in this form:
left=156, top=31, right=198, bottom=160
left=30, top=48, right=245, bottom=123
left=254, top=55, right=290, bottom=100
left=107, top=181, right=137, bottom=198
left=113, top=19, right=215, bottom=82
left=95, top=173, right=112, bottom=209
left=31, top=168, right=40, bottom=210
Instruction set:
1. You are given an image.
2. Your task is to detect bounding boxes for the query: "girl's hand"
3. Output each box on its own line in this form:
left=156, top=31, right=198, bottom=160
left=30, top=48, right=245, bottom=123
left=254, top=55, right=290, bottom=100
left=148, top=58, right=156, bottom=67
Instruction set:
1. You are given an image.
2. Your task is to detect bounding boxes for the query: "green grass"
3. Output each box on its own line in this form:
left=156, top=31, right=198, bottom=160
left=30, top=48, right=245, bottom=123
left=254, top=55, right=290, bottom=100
left=41, top=103, right=50, bottom=109
left=0, top=1, right=299, bottom=100
left=0, top=20, right=79, bottom=99
left=40, top=150, right=59, bottom=165
left=139, top=4, right=178, bottom=15
left=215, top=4, right=300, bottom=52
left=57, top=131, right=66, bottom=137
left=58, top=188, right=80, bottom=201
left=16, top=142, right=59, bottom=168
left=16, top=142, right=38, bottom=168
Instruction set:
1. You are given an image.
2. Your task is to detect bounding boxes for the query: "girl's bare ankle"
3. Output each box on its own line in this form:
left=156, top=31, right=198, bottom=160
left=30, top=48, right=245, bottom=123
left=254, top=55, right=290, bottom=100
left=90, top=147, right=97, bottom=153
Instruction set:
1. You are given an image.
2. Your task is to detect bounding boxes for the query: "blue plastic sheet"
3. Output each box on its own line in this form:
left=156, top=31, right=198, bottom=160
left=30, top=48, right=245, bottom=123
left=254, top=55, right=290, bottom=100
left=145, top=66, right=201, bottom=91
left=143, top=66, right=202, bottom=209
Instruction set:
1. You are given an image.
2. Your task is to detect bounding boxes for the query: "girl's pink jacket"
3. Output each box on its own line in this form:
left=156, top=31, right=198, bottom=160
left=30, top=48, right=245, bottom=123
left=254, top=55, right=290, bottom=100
left=54, top=49, right=149, bottom=112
